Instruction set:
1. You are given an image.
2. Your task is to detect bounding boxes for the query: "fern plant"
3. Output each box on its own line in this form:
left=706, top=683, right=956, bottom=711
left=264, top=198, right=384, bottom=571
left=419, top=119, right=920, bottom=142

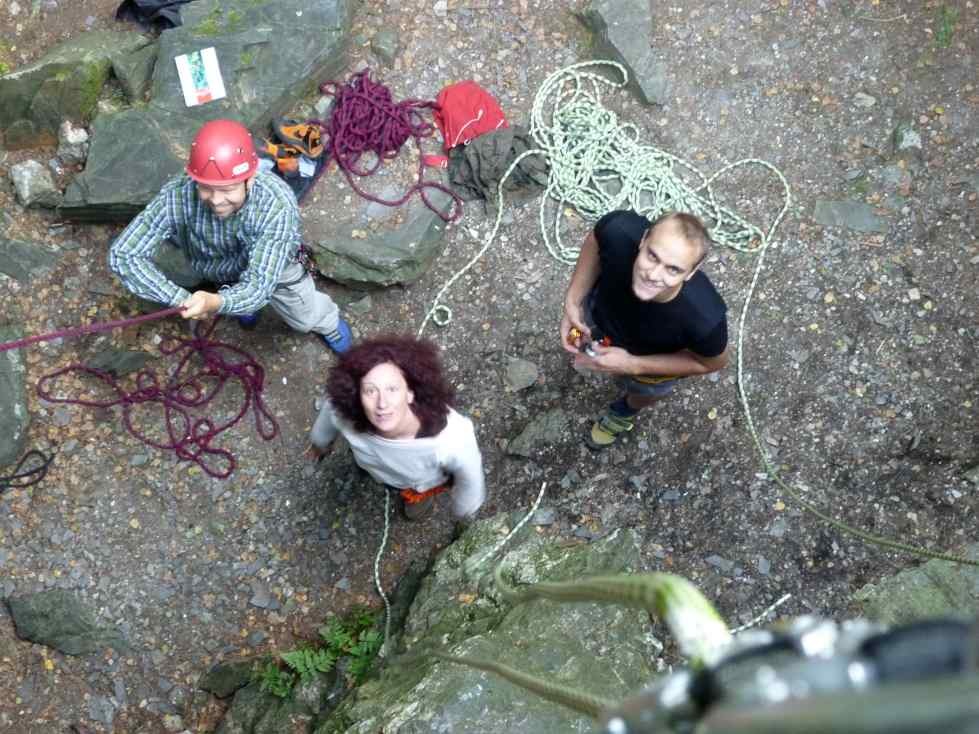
left=319, top=618, right=354, bottom=651
left=256, top=660, right=296, bottom=699
left=252, top=607, right=383, bottom=698
left=348, top=629, right=383, bottom=682
left=281, top=647, right=337, bottom=686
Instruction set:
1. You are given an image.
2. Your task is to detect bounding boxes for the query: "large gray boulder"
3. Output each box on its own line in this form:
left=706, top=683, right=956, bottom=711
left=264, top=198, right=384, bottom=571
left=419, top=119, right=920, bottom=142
left=0, top=235, right=61, bottom=283
left=0, top=325, right=30, bottom=467
left=852, top=543, right=979, bottom=624
left=577, top=0, right=669, bottom=105
left=8, top=589, right=127, bottom=655
left=303, top=190, right=455, bottom=287
left=60, top=0, right=356, bottom=222
left=313, top=516, right=658, bottom=733
left=0, top=31, right=151, bottom=149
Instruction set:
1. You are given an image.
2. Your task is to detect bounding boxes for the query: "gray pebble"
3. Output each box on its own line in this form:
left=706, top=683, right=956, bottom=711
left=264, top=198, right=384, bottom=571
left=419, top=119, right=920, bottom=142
left=113, top=678, right=127, bottom=706
left=531, top=507, right=556, bottom=526
left=249, top=579, right=280, bottom=610
left=88, top=696, right=116, bottom=727
left=248, top=630, right=268, bottom=646
left=705, top=554, right=735, bottom=573
left=769, top=517, right=788, bottom=538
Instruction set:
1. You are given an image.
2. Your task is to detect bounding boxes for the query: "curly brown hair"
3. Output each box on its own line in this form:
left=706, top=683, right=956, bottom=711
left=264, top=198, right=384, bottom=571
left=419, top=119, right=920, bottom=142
left=326, top=335, right=455, bottom=436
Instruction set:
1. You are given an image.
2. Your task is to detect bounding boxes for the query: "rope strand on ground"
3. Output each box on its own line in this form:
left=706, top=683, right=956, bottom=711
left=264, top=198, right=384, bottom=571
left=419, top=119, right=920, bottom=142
left=0, top=449, right=54, bottom=494
left=0, top=308, right=278, bottom=480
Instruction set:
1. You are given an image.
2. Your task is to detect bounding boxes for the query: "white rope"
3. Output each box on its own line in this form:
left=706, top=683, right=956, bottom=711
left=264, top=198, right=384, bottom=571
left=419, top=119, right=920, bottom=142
left=463, top=481, right=548, bottom=577
left=730, top=593, right=793, bottom=635
left=374, top=489, right=393, bottom=656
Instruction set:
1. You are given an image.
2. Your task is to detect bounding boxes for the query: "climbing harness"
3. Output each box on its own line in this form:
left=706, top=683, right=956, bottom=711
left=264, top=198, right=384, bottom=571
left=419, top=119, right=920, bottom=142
left=400, top=483, right=451, bottom=505
left=316, top=69, right=463, bottom=222
left=0, top=308, right=278, bottom=480
left=415, top=59, right=979, bottom=568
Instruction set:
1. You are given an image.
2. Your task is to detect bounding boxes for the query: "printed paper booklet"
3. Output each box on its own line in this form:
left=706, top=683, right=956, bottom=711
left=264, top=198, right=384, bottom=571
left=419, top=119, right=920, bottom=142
left=174, top=47, right=227, bottom=107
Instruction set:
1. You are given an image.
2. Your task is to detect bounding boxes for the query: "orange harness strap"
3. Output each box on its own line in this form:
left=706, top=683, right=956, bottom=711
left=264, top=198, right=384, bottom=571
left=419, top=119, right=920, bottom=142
left=400, top=483, right=451, bottom=505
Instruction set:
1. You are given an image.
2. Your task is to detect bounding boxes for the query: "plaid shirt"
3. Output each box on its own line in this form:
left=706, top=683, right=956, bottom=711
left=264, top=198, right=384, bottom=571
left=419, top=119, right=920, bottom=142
left=108, top=171, right=302, bottom=315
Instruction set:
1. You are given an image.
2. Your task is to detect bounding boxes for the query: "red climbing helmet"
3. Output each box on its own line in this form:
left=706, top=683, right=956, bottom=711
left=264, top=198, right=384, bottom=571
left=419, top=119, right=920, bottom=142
left=185, top=119, right=258, bottom=186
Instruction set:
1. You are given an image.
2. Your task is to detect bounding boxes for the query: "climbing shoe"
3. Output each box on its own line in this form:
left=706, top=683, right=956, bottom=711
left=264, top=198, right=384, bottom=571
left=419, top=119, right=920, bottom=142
left=273, top=118, right=324, bottom=159
left=319, top=317, right=353, bottom=354
left=236, top=312, right=260, bottom=330
left=585, top=410, right=635, bottom=450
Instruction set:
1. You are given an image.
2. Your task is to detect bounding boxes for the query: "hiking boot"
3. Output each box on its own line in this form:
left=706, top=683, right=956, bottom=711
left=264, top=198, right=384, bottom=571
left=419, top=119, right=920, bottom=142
left=402, top=493, right=436, bottom=521
left=236, top=312, right=260, bottom=330
left=273, top=118, right=325, bottom=158
left=585, top=410, right=635, bottom=450
left=320, top=317, right=353, bottom=354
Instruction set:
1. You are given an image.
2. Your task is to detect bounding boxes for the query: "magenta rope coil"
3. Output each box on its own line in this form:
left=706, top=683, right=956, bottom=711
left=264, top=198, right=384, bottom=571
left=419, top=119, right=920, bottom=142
left=316, top=69, right=463, bottom=222
left=0, top=308, right=278, bottom=480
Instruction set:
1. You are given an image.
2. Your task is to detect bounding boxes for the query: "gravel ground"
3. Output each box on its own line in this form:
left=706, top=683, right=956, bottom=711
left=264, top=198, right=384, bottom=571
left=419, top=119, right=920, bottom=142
left=1, top=0, right=978, bottom=731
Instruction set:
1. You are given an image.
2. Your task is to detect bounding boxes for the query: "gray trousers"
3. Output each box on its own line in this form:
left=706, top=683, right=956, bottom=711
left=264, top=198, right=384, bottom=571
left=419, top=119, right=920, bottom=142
left=267, top=261, right=340, bottom=335
left=156, top=242, right=339, bottom=334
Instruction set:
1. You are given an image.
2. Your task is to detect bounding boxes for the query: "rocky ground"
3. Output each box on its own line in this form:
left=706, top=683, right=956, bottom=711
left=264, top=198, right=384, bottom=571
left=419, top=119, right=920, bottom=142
left=1, top=0, right=978, bottom=732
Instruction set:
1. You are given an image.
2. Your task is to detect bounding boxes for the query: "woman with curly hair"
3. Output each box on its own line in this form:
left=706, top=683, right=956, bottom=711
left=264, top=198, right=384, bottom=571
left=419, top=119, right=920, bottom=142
left=308, top=335, right=486, bottom=520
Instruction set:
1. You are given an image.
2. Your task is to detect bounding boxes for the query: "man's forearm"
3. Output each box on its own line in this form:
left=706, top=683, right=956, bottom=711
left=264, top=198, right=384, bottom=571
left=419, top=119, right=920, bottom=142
left=624, top=349, right=727, bottom=377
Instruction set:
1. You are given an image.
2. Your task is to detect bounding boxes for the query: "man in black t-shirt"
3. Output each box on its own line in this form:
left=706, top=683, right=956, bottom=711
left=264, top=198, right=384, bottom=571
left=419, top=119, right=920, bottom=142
left=560, top=210, right=729, bottom=449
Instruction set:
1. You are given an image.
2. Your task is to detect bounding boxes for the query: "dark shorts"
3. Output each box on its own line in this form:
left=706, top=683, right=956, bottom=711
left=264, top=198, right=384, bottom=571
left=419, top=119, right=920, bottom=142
left=583, top=289, right=678, bottom=397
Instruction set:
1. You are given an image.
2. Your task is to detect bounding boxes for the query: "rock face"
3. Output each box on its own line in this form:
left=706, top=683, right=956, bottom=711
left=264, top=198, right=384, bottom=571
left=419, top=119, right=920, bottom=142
left=304, top=190, right=455, bottom=287
left=577, top=0, right=668, bottom=105
left=199, top=661, right=259, bottom=700
left=313, top=516, right=657, bottom=732
left=0, top=325, right=30, bottom=466
left=112, top=41, right=159, bottom=103
left=852, top=543, right=979, bottom=624
left=60, top=0, right=356, bottom=222
left=217, top=668, right=342, bottom=734
left=8, top=589, right=127, bottom=655
left=0, top=30, right=151, bottom=149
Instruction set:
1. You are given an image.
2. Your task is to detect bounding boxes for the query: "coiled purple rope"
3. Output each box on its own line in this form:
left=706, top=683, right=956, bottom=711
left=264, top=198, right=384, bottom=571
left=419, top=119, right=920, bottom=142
left=316, top=69, right=463, bottom=222
left=0, top=309, right=277, bottom=480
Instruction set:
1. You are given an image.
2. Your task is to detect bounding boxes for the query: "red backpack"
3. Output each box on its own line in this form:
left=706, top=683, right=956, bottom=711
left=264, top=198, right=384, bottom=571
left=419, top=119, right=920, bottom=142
left=433, top=81, right=508, bottom=152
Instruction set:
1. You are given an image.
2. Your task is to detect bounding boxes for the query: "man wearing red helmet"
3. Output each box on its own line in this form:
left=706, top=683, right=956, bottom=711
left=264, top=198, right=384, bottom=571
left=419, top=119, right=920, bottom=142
left=109, top=118, right=352, bottom=352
